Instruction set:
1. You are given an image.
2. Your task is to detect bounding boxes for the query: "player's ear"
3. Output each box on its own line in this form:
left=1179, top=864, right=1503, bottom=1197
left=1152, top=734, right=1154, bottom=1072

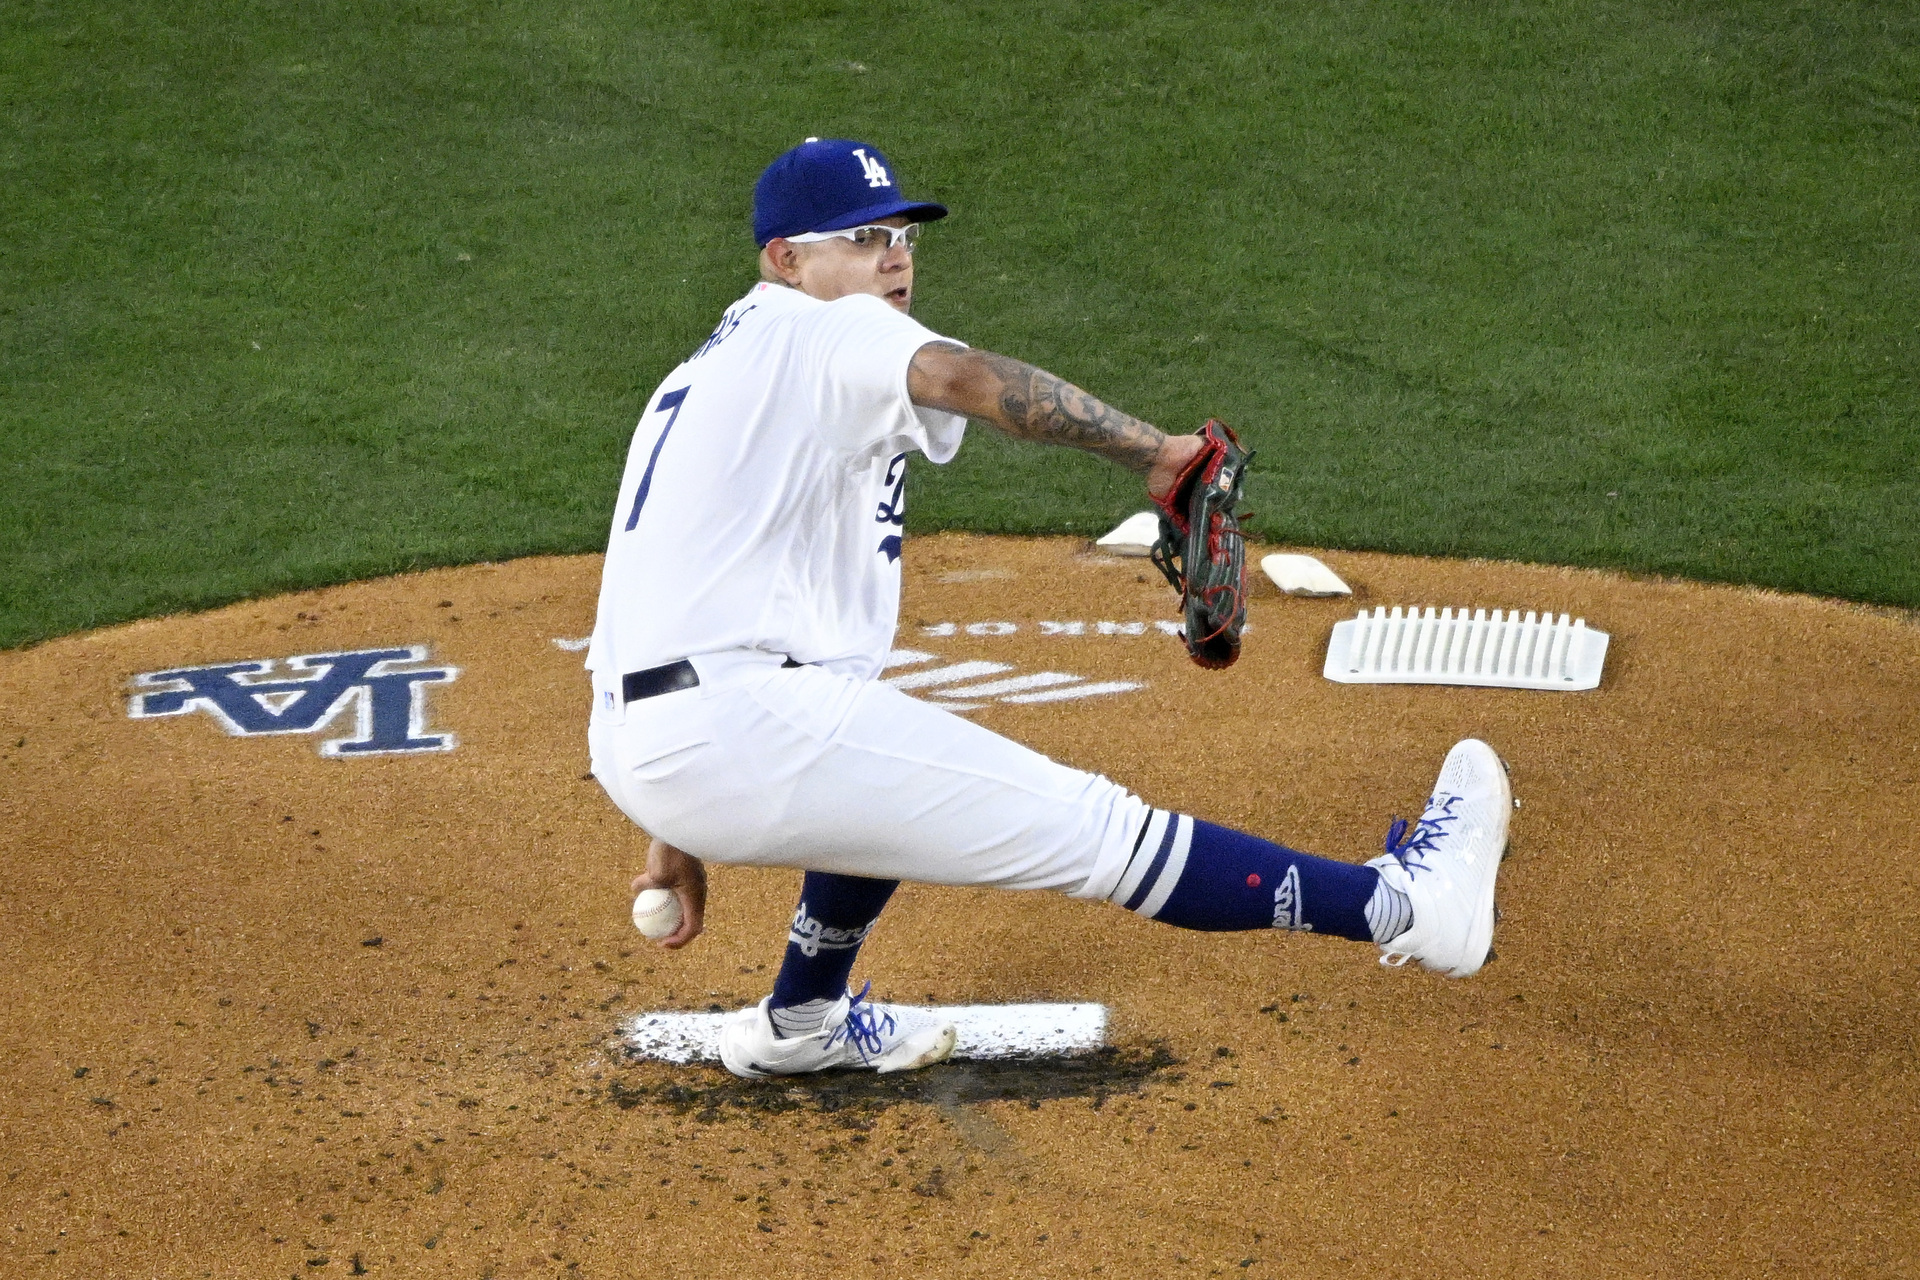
left=761, top=239, right=805, bottom=286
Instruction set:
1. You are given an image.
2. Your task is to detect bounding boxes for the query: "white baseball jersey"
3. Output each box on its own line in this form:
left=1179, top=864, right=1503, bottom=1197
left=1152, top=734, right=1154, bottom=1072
left=586, top=281, right=967, bottom=684
left=586, top=280, right=1151, bottom=900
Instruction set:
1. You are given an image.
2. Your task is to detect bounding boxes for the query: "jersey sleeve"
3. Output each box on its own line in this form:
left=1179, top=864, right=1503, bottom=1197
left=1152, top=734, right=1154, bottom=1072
left=803, top=293, right=969, bottom=464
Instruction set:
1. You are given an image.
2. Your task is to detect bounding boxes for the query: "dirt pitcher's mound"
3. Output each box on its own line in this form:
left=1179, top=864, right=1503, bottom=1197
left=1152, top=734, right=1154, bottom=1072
left=1, top=534, right=1916, bottom=1279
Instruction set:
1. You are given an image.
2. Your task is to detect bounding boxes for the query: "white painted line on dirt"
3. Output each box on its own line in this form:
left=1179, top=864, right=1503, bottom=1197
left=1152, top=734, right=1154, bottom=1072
left=884, top=660, right=1015, bottom=690
left=1001, top=681, right=1144, bottom=704
left=916, top=620, right=1191, bottom=638
left=936, top=569, right=1016, bottom=584
left=549, top=641, right=1140, bottom=709
left=551, top=637, right=590, bottom=651
left=933, top=671, right=1083, bottom=698
left=622, top=1003, right=1108, bottom=1065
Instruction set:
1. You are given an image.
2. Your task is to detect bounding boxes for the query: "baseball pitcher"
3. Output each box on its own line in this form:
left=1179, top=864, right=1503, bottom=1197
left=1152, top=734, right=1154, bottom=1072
left=585, top=138, right=1512, bottom=1078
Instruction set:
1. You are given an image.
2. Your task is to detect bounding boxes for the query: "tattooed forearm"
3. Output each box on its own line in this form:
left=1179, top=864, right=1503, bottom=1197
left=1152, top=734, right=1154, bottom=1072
left=909, top=344, right=1168, bottom=475
left=976, top=352, right=1166, bottom=472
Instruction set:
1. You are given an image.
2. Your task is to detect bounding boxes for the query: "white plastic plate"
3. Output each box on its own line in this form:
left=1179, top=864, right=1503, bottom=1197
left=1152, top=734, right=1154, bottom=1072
left=1261, top=553, right=1351, bottom=597
left=1324, top=606, right=1608, bottom=690
left=1094, top=511, right=1161, bottom=556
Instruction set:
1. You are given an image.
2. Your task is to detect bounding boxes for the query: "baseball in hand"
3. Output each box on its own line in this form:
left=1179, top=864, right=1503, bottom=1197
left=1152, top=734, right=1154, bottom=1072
left=631, top=888, right=683, bottom=941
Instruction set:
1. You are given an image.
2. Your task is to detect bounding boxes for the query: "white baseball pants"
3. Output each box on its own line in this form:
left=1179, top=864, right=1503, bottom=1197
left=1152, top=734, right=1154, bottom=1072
left=587, top=649, right=1150, bottom=899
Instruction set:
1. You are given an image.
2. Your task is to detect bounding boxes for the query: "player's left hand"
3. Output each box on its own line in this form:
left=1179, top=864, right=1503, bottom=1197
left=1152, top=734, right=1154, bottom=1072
left=1146, top=432, right=1209, bottom=504
left=631, top=839, right=707, bottom=949
left=1149, top=419, right=1254, bottom=669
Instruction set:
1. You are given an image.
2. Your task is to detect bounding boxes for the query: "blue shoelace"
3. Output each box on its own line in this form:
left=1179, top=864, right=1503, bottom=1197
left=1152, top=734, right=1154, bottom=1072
left=1381, top=793, right=1463, bottom=877
left=824, top=982, right=899, bottom=1062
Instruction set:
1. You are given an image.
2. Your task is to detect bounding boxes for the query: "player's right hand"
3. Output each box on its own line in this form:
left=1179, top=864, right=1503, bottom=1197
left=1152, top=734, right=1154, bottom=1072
left=631, top=839, right=707, bottom=949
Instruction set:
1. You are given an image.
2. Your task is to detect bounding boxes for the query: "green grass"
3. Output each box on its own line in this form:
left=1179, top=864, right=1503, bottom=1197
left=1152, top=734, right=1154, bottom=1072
left=4, top=0, right=1917, bottom=648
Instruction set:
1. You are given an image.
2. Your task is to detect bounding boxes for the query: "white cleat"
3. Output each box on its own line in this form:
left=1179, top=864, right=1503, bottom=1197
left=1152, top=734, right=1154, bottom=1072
left=1366, top=738, right=1513, bottom=978
left=717, top=984, right=958, bottom=1080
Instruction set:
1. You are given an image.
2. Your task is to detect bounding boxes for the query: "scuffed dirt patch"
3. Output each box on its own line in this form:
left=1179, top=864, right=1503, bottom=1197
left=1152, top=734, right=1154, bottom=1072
left=604, top=1045, right=1183, bottom=1120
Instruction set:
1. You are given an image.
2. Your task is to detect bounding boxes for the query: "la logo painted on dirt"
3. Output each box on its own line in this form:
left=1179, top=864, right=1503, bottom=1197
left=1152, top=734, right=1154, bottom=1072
left=128, top=645, right=459, bottom=756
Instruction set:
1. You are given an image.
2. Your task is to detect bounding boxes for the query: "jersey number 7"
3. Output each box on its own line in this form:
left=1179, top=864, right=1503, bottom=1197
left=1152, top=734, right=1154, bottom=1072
left=623, top=387, right=690, bottom=531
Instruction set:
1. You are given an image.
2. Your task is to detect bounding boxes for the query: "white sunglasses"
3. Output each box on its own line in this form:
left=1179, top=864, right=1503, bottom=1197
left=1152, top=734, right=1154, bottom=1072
left=783, top=223, right=922, bottom=253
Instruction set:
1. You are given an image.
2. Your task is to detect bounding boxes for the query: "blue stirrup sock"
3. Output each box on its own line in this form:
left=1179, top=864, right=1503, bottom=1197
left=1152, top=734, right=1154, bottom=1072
left=1108, top=811, right=1409, bottom=945
left=768, top=871, right=898, bottom=1037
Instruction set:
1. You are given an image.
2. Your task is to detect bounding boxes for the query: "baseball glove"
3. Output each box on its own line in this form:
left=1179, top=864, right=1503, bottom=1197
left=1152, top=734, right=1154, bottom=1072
left=1150, top=419, right=1253, bottom=670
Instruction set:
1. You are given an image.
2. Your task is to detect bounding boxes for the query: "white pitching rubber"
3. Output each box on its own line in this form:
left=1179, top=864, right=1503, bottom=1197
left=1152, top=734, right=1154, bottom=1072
left=625, top=1002, right=1109, bottom=1064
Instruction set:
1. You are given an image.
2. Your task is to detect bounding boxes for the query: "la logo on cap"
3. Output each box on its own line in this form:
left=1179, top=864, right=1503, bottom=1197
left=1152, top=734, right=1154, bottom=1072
left=851, top=147, right=891, bottom=188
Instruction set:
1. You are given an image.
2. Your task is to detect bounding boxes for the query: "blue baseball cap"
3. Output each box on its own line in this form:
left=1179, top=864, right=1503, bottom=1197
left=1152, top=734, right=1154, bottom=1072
left=753, top=138, right=948, bottom=246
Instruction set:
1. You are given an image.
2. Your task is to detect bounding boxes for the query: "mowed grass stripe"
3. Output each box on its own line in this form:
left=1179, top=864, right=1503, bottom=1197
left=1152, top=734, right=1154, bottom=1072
left=3, top=0, right=1917, bottom=648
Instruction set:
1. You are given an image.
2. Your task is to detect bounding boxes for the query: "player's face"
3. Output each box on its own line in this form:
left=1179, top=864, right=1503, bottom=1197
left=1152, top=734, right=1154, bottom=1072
left=773, top=215, right=917, bottom=313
